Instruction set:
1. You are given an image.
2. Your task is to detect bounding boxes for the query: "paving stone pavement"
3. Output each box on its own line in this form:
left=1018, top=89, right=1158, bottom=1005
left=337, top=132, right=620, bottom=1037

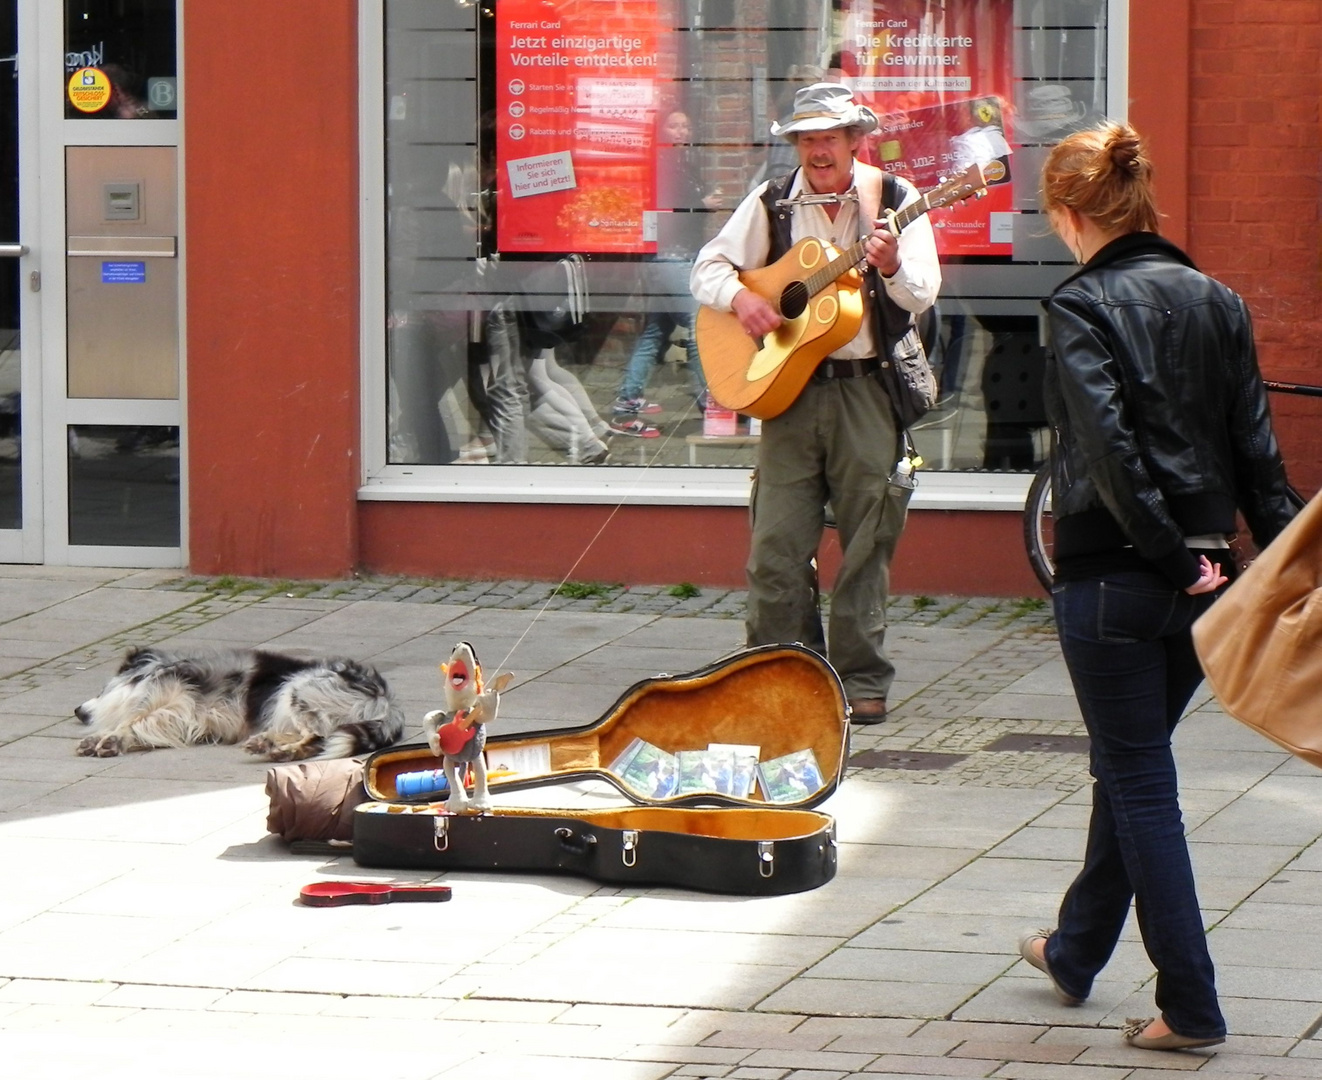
left=0, top=565, right=1319, bottom=1079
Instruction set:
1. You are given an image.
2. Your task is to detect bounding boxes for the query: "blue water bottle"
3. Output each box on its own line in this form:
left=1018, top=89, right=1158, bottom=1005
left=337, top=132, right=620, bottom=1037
left=395, top=767, right=450, bottom=798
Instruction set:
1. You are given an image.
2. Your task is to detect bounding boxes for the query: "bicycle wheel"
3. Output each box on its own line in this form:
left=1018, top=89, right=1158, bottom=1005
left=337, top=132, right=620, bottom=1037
left=1023, top=461, right=1055, bottom=592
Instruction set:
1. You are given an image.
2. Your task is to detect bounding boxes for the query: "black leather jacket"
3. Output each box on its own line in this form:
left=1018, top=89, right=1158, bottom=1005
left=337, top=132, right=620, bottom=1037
left=1044, top=232, right=1295, bottom=587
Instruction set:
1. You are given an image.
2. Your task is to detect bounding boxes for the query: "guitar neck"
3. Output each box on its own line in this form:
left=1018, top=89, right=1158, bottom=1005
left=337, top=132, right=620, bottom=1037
left=801, top=191, right=930, bottom=298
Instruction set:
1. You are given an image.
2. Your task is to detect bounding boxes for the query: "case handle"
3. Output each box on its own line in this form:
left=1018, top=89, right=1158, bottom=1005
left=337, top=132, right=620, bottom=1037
left=554, top=826, right=597, bottom=857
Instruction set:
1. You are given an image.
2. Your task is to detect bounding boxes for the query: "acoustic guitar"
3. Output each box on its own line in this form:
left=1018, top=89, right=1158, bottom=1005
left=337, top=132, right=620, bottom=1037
left=695, top=161, right=1004, bottom=420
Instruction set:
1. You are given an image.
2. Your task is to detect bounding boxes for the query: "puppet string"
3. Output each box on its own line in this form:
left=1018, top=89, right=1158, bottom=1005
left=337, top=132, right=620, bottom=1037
left=494, top=392, right=707, bottom=673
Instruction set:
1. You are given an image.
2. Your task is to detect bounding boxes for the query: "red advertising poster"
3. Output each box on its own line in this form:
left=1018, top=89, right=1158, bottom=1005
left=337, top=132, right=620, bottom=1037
left=496, top=0, right=666, bottom=255
left=839, top=1, right=1015, bottom=257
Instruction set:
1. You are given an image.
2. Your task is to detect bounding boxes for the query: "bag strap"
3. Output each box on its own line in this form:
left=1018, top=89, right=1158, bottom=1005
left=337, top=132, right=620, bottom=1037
left=876, top=172, right=939, bottom=356
left=882, top=172, right=901, bottom=214
left=558, top=254, right=587, bottom=323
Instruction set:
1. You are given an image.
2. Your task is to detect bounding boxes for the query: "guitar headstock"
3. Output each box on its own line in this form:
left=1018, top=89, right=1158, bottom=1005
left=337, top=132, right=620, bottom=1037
left=923, top=160, right=1008, bottom=211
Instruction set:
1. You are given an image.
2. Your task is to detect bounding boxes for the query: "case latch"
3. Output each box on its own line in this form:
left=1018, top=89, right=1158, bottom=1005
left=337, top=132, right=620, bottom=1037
left=433, top=816, right=450, bottom=852
left=758, top=840, right=775, bottom=878
left=621, top=829, right=639, bottom=867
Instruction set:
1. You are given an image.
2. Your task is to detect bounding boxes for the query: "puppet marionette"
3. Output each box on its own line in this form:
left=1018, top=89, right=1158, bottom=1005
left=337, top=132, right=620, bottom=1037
left=424, top=641, right=513, bottom=814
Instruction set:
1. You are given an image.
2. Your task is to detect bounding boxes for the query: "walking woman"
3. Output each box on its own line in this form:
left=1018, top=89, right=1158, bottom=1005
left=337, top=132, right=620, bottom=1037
left=1018, top=123, right=1296, bottom=1051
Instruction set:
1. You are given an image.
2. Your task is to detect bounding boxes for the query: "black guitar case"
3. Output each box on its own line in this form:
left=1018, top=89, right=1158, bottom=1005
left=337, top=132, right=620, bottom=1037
left=352, top=644, right=848, bottom=895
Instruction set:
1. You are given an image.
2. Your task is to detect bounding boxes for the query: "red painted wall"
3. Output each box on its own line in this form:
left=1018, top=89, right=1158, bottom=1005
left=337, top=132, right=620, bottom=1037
left=1129, top=0, right=1191, bottom=248
left=1129, top=0, right=1322, bottom=497
left=1186, top=0, right=1322, bottom=497
left=184, top=2, right=361, bottom=576
left=359, top=503, right=1044, bottom=598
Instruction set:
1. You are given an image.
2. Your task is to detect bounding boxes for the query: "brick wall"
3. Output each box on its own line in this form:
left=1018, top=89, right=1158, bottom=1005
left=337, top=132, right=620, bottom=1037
left=1189, top=0, right=1322, bottom=493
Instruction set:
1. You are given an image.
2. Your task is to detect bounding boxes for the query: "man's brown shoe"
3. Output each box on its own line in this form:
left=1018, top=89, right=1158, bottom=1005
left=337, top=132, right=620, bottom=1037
left=848, top=698, right=887, bottom=724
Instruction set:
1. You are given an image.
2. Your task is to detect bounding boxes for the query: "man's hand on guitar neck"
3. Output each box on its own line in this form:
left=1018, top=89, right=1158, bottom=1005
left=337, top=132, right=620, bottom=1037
left=732, top=288, right=783, bottom=338
left=864, top=220, right=901, bottom=278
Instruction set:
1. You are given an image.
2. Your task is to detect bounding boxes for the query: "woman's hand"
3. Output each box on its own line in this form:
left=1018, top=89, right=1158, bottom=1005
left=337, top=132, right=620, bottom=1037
left=1184, top=554, right=1228, bottom=596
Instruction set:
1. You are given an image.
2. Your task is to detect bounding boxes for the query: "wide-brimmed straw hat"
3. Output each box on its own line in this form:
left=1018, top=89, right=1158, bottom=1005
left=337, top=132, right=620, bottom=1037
left=770, top=82, right=878, bottom=140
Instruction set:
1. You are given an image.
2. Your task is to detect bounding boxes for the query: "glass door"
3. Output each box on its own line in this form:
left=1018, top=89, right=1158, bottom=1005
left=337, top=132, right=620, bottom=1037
left=0, top=0, right=181, bottom=567
left=0, top=0, right=41, bottom=561
left=37, top=0, right=182, bottom=566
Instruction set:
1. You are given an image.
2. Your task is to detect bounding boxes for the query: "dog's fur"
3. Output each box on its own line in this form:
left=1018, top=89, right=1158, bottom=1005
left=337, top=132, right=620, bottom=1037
left=74, top=647, right=405, bottom=761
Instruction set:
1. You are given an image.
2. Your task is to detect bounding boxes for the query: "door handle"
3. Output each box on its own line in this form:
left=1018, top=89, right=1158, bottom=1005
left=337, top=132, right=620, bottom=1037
left=0, top=243, right=29, bottom=258
left=66, top=236, right=176, bottom=258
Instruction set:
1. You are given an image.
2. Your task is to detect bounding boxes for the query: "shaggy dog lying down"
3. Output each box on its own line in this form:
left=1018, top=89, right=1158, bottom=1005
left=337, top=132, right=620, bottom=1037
left=75, top=647, right=405, bottom=761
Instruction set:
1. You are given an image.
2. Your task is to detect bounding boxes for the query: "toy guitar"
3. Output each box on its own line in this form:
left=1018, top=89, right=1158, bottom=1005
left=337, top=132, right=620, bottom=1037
left=299, top=882, right=452, bottom=906
left=695, top=161, right=1004, bottom=420
left=425, top=641, right=513, bottom=816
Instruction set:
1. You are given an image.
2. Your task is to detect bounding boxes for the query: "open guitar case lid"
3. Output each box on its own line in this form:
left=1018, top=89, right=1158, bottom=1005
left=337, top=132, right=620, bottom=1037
left=353, top=643, right=850, bottom=895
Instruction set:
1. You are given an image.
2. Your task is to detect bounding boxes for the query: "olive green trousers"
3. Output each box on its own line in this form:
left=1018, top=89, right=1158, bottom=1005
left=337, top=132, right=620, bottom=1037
left=746, top=374, right=911, bottom=702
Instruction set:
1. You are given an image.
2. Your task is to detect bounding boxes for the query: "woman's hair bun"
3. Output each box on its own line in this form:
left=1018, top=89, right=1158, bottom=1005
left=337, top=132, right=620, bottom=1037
left=1040, top=120, right=1160, bottom=234
left=1108, top=131, right=1146, bottom=175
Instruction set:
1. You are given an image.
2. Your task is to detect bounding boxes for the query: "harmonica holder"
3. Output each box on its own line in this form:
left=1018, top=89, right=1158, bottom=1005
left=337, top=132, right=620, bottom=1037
left=773, top=192, right=860, bottom=208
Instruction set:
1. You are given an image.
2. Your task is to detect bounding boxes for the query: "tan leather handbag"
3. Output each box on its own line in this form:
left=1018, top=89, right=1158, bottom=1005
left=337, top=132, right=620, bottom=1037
left=1192, top=491, right=1322, bottom=766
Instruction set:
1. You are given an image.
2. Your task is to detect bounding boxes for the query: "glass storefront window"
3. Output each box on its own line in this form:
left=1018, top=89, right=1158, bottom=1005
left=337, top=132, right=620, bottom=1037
left=64, top=0, right=177, bottom=119
left=382, top=0, right=1108, bottom=472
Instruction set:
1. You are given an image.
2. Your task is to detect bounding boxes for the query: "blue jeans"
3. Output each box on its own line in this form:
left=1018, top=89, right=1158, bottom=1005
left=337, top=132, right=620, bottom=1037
left=619, top=309, right=706, bottom=403
left=1047, top=571, right=1226, bottom=1040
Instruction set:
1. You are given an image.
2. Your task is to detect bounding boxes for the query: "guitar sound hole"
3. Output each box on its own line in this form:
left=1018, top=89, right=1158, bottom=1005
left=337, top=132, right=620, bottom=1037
left=780, top=281, right=808, bottom=320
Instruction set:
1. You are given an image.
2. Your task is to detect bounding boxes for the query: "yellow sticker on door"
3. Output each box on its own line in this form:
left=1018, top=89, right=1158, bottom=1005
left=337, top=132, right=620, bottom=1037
left=68, top=67, right=112, bottom=113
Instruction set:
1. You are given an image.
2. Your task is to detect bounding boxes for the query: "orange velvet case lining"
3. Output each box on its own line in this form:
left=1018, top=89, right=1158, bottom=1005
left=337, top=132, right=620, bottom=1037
left=365, top=645, right=849, bottom=810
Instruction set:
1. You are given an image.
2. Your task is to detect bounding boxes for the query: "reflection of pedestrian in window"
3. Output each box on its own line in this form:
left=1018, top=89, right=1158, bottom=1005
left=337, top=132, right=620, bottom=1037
left=609, top=110, right=718, bottom=437
left=480, top=283, right=611, bottom=465
left=387, top=158, right=485, bottom=464
left=463, top=104, right=609, bottom=465
left=527, top=345, right=611, bottom=465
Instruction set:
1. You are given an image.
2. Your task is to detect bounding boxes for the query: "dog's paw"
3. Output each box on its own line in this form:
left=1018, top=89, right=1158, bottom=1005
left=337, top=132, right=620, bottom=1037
left=264, top=743, right=314, bottom=763
left=77, top=733, right=123, bottom=757
left=242, top=734, right=274, bottom=757
left=245, top=732, right=319, bottom=762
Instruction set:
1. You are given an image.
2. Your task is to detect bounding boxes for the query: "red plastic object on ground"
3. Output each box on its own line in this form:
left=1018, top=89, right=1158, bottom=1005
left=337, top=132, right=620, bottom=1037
left=299, top=881, right=452, bottom=906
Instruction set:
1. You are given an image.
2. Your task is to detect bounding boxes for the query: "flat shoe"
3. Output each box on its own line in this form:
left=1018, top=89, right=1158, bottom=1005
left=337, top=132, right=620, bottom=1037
left=1121, top=1017, right=1224, bottom=1052
left=1017, top=929, right=1084, bottom=1006
left=848, top=698, right=887, bottom=724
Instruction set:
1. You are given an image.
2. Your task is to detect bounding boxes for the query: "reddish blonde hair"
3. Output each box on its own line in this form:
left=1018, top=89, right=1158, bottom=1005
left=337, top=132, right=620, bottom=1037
left=1040, top=122, right=1160, bottom=235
